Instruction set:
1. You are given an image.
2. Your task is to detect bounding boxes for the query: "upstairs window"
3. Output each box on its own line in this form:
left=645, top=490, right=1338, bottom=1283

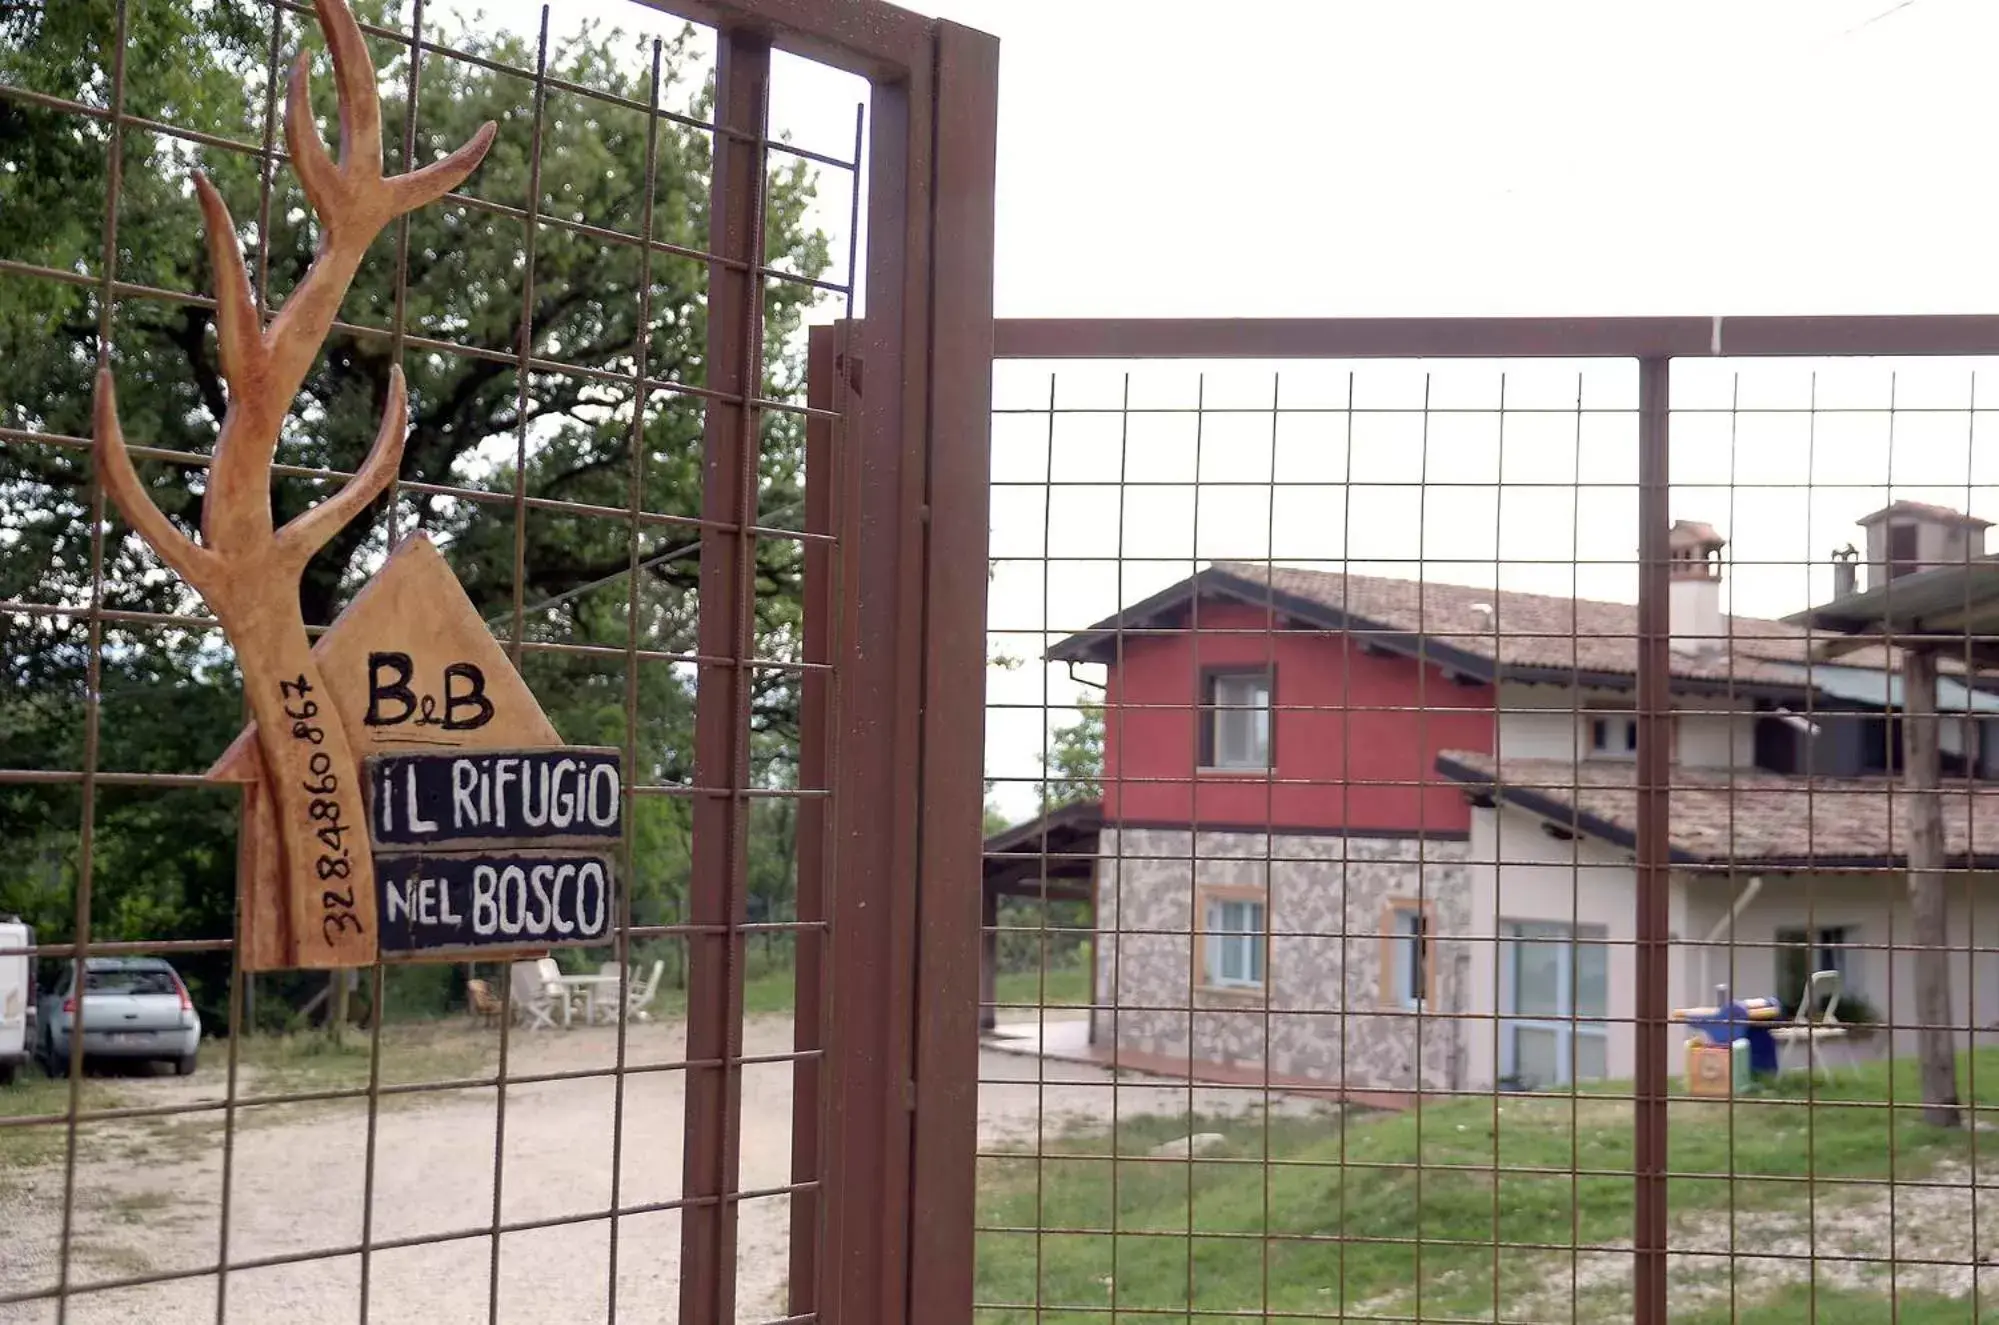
left=1201, top=669, right=1273, bottom=770
left=1586, top=712, right=1639, bottom=760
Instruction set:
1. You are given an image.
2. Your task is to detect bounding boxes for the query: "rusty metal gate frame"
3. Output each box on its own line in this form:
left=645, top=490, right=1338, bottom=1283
left=968, top=313, right=1999, bottom=1325
left=0, top=0, right=996, bottom=1319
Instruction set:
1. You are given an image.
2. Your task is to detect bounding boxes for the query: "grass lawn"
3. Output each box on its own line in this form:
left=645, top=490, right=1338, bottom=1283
left=0, top=1073, right=125, bottom=1170
left=650, top=964, right=799, bottom=1020
left=230, top=1020, right=494, bottom=1093
left=1675, top=1284, right=1991, bottom=1324
left=993, top=962, right=1092, bottom=1013
left=975, top=1048, right=1999, bottom=1322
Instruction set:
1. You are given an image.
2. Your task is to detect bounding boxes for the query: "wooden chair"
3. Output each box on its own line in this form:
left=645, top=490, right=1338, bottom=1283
left=465, top=978, right=503, bottom=1029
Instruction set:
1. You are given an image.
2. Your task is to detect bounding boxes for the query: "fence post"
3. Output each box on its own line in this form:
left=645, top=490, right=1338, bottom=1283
left=1634, top=356, right=1673, bottom=1322
left=680, top=27, right=772, bottom=1325
left=908, top=20, right=1001, bottom=1321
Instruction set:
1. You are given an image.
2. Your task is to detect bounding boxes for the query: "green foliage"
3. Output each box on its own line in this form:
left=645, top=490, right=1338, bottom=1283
left=1039, top=699, right=1104, bottom=808
left=994, top=896, right=1090, bottom=975
left=0, top=2, right=827, bottom=1022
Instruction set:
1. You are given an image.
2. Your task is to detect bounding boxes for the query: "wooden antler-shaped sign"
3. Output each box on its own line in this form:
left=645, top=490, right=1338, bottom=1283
left=95, top=0, right=496, bottom=968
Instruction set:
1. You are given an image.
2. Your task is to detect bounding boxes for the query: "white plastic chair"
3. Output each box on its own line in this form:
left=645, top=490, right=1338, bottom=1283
left=625, top=960, right=664, bottom=1023
left=536, top=956, right=588, bottom=1028
left=1772, top=969, right=1857, bottom=1081
left=510, top=961, right=560, bottom=1031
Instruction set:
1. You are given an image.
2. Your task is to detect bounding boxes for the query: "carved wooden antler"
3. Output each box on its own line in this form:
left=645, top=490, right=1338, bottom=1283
left=94, top=0, right=495, bottom=967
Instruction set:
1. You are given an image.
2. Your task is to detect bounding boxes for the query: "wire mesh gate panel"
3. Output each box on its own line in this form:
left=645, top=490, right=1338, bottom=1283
left=974, top=318, right=1999, bottom=1323
left=0, top=0, right=994, bottom=1321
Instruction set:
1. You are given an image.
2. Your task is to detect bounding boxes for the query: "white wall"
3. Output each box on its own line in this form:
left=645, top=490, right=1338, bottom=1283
left=1463, top=804, right=1685, bottom=1089
left=1681, top=871, right=1999, bottom=1059
left=1676, top=709, right=1756, bottom=769
left=1497, top=681, right=1754, bottom=769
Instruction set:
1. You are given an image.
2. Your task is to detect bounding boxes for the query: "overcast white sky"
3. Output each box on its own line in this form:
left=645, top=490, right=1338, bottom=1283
left=470, top=0, right=1999, bottom=817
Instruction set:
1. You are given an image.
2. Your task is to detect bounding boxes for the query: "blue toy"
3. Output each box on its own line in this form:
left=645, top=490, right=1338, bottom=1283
left=1673, top=989, right=1782, bottom=1077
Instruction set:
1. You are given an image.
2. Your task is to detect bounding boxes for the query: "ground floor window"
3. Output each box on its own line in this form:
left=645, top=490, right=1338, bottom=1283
left=1385, top=903, right=1432, bottom=1009
left=1202, top=892, right=1266, bottom=990
left=1775, top=925, right=1851, bottom=1014
left=1501, top=920, right=1610, bottom=1087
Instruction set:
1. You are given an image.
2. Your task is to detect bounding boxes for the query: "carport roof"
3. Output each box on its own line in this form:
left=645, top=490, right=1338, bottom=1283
left=982, top=801, right=1101, bottom=900
left=1794, top=560, right=1999, bottom=669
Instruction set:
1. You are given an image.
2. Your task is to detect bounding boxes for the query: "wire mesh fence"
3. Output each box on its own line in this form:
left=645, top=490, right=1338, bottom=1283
left=0, top=0, right=942, bottom=1318
left=976, top=332, right=1999, bottom=1323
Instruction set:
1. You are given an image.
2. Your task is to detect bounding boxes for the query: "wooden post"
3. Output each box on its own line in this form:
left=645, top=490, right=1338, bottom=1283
left=329, top=970, right=349, bottom=1048
left=1902, top=646, right=1962, bottom=1127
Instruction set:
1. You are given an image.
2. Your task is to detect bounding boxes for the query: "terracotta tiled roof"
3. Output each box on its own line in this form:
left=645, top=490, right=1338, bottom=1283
left=1201, top=561, right=1911, bottom=688
left=1857, top=500, right=1993, bottom=529
left=1669, top=520, right=1724, bottom=546
left=1437, top=750, right=1999, bottom=866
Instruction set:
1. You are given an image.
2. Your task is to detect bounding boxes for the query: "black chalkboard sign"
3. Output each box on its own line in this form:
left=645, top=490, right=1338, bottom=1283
left=366, top=749, right=622, bottom=847
left=374, top=852, right=614, bottom=952
left=364, top=748, right=622, bottom=955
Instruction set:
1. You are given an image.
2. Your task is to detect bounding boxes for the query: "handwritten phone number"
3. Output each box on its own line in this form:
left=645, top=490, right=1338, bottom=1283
left=280, top=674, right=365, bottom=947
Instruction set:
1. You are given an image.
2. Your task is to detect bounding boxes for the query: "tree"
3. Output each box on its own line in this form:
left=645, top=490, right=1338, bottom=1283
left=1902, top=649, right=1962, bottom=1126
left=0, top=0, right=828, bottom=1015
left=1039, top=699, right=1104, bottom=809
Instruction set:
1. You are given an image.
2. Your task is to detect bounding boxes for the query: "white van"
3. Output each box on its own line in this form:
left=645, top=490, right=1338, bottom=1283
left=0, top=917, right=31, bottom=1085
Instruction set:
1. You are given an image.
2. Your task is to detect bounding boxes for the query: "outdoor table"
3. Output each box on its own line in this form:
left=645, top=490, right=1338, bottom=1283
left=550, top=972, right=621, bottom=1027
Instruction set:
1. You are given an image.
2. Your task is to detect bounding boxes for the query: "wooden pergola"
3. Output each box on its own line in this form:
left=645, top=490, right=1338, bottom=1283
left=1798, top=558, right=1999, bottom=1125
left=979, top=802, right=1101, bottom=1032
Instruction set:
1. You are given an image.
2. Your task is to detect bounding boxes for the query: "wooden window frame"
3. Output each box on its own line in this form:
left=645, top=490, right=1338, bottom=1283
left=1198, top=665, right=1276, bottom=773
left=1195, top=882, right=1269, bottom=995
left=1380, top=898, right=1437, bottom=1010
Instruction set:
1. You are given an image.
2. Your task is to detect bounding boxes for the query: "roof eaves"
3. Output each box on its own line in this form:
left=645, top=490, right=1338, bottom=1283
left=981, top=799, right=1104, bottom=855
left=1495, top=662, right=1810, bottom=701
left=1044, top=578, right=1201, bottom=664
left=1049, top=565, right=1505, bottom=681
left=1433, top=753, right=1705, bottom=865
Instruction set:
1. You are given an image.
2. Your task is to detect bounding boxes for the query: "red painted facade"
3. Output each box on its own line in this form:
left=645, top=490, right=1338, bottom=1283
left=1101, top=601, right=1496, bottom=833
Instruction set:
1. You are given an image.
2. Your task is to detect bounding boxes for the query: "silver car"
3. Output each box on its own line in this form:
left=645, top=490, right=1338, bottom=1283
left=39, top=957, right=201, bottom=1077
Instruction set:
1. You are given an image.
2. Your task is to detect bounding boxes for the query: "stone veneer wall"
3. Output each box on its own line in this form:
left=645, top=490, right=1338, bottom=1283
left=1091, top=827, right=1471, bottom=1093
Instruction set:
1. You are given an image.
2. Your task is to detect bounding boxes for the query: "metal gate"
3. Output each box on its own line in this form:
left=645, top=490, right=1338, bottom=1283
left=0, top=0, right=994, bottom=1320
left=972, top=317, right=1999, bottom=1323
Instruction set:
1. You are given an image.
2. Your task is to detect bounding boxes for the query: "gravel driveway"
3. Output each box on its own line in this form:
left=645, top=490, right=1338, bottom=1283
left=0, top=1014, right=1294, bottom=1323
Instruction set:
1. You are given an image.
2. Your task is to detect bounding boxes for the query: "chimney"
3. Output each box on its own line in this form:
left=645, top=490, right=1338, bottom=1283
left=1831, top=543, right=1859, bottom=600
left=1668, top=520, right=1725, bottom=656
left=1854, top=501, right=1992, bottom=590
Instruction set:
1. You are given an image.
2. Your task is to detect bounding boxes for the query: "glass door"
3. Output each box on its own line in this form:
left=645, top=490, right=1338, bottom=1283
left=1500, top=921, right=1609, bottom=1087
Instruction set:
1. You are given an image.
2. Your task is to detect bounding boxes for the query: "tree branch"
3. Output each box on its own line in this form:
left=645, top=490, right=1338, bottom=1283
left=276, top=365, right=407, bottom=571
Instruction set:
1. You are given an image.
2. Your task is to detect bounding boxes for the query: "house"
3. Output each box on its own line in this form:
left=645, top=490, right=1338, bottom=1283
left=1002, top=502, right=1999, bottom=1096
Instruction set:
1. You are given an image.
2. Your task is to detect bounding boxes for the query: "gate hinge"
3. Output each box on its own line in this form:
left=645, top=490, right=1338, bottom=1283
left=835, top=351, right=863, bottom=394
